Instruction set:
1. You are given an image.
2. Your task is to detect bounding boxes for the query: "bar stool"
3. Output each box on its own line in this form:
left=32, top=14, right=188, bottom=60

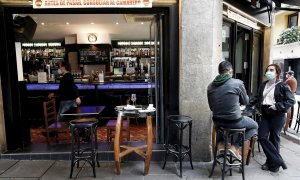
left=209, top=127, right=245, bottom=180
left=69, top=118, right=99, bottom=178
left=162, top=115, right=193, bottom=178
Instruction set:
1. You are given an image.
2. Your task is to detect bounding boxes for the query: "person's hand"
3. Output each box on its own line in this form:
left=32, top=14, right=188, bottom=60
left=48, top=93, right=54, bottom=99
left=75, top=97, right=81, bottom=106
left=269, top=105, right=277, bottom=110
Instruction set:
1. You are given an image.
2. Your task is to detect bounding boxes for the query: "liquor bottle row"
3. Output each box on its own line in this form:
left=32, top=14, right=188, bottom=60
left=112, top=47, right=155, bottom=57
left=22, top=47, right=65, bottom=61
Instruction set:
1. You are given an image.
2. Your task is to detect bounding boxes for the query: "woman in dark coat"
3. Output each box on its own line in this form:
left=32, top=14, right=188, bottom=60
left=249, top=64, right=295, bottom=172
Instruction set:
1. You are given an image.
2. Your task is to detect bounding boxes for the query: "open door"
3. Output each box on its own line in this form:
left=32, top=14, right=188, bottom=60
left=150, top=14, right=163, bottom=143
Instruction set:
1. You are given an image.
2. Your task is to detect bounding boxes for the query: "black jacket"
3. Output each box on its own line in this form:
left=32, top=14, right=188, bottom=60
left=249, top=81, right=295, bottom=113
left=58, top=72, right=79, bottom=101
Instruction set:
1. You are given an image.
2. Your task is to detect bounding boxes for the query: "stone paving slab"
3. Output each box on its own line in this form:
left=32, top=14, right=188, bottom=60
left=0, top=159, right=18, bottom=174
left=40, top=160, right=80, bottom=180
left=0, top=160, right=54, bottom=178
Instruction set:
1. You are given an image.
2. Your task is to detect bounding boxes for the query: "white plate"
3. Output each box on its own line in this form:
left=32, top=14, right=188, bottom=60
left=139, top=109, right=156, bottom=113
left=147, top=107, right=156, bottom=110
left=116, top=106, right=125, bottom=110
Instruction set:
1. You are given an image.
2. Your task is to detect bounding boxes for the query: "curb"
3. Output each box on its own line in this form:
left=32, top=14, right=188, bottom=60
left=282, top=131, right=300, bottom=145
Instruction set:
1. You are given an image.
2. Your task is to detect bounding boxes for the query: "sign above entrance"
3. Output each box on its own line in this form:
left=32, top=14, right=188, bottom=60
left=227, top=9, right=260, bottom=30
left=33, top=0, right=153, bottom=8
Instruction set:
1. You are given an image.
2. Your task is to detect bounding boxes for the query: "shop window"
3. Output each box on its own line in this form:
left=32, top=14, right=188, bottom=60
left=288, top=13, right=298, bottom=28
left=222, top=22, right=232, bottom=62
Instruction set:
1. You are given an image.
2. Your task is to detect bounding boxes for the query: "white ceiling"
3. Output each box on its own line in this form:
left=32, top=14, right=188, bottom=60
left=18, top=14, right=154, bottom=41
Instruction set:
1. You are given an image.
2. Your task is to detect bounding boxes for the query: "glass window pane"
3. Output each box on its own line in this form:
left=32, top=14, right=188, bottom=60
left=222, top=22, right=231, bottom=62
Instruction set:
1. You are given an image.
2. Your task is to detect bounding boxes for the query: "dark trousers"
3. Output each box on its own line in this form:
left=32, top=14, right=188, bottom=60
left=259, top=106, right=286, bottom=166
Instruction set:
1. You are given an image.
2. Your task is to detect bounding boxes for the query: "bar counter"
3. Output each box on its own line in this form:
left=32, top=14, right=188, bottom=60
left=26, top=81, right=156, bottom=91
left=24, top=81, right=156, bottom=124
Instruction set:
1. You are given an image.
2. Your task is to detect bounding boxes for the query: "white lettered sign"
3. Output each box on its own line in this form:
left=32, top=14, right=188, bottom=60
left=33, top=0, right=153, bottom=8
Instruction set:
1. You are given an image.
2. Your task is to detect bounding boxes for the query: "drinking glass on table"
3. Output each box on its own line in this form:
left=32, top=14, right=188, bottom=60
left=131, top=94, right=137, bottom=106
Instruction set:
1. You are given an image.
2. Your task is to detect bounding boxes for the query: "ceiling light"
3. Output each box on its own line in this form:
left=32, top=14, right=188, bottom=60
left=66, top=22, right=70, bottom=25
left=90, top=22, right=94, bottom=25
left=141, top=22, right=144, bottom=25
left=116, top=22, right=119, bottom=25
left=41, top=22, right=45, bottom=26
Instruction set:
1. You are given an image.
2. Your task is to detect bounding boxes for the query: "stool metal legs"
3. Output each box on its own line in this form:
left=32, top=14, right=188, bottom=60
left=209, top=128, right=245, bottom=180
left=294, top=102, right=300, bottom=133
left=163, top=120, right=193, bottom=178
left=70, top=124, right=98, bottom=178
left=188, top=122, right=194, bottom=170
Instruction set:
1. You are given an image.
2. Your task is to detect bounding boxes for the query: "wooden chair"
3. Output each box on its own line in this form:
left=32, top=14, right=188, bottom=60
left=106, top=117, right=130, bottom=142
left=43, top=99, right=69, bottom=144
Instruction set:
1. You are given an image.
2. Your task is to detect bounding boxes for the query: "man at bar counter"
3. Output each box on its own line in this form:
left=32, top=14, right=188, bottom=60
left=207, top=61, right=258, bottom=160
left=48, top=61, right=81, bottom=121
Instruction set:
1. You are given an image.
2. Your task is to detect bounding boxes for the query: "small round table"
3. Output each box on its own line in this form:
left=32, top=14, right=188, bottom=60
left=114, top=107, right=155, bottom=175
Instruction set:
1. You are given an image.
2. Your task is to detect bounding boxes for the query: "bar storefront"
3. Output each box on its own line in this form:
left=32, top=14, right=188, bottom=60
left=0, top=0, right=179, bottom=157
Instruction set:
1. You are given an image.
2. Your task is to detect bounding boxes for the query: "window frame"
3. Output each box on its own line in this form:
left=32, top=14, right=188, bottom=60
left=288, top=13, right=298, bottom=28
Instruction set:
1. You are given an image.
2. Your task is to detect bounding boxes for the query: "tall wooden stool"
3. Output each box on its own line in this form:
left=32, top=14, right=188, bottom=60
left=69, top=118, right=99, bottom=178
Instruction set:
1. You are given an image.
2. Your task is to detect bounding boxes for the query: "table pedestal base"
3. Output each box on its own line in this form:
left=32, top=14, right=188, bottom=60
left=114, top=113, right=153, bottom=175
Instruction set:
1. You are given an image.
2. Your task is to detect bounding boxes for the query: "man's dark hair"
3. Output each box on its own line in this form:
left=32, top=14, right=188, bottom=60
left=60, top=61, right=71, bottom=71
left=218, top=61, right=233, bottom=74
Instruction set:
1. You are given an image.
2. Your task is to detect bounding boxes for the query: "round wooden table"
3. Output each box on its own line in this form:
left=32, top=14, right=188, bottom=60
left=114, top=108, right=155, bottom=175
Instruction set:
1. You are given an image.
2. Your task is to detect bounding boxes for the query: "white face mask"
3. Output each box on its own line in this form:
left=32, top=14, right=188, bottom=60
left=265, top=71, right=276, bottom=80
left=57, top=69, right=62, bottom=74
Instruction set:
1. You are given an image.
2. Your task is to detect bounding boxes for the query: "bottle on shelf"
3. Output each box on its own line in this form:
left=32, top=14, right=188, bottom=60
left=98, top=71, right=104, bottom=83
left=140, top=49, right=144, bottom=57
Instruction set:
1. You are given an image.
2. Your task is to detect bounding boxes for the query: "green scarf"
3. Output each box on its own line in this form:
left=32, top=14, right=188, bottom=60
left=212, top=74, right=231, bottom=86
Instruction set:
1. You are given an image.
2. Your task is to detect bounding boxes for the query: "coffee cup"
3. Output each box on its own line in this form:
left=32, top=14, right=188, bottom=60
left=148, top=104, right=154, bottom=109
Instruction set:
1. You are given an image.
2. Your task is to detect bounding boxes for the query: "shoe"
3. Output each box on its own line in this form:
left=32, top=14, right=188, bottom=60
left=269, top=166, right=280, bottom=172
left=281, top=162, right=288, bottom=170
left=228, top=145, right=242, bottom=160
left=217, top=143, right=225, bottom=152
left=268, top=162, right=287, bottom=172
left=261, top=162, right=269, bottom=171
left=217, top=143, right=231, bottom=152
left=238, top=140, right=250, bottom=164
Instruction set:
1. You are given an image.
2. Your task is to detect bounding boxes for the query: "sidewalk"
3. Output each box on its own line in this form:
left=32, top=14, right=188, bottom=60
left=1, top=136, right=300, bottom=180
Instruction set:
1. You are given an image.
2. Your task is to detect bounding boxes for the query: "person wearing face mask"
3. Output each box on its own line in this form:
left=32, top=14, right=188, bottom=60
left=207, top=61, right=258, bottom=161
left=249, top=64, right=295, bottom=172
left=48, top=61, right=81, bottom=122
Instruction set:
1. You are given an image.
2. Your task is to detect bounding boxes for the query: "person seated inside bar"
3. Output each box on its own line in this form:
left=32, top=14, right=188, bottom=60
left=207, top=61, right=258, bottom=160
left=48, top=61, right=81, bottom=122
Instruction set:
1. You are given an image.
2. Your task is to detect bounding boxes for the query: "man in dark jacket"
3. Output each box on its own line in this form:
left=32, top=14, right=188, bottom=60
left=207, top=61, right=258, bottom=160
left=48, top=61, right=81, bottom=121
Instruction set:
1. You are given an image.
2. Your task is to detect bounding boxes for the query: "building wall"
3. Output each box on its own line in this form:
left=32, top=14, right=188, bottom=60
left=273, top=11, right=297, bottom=45
left=0, top=76, right=7, bottom=153
left=179, top=0, right=222, bottom=161
left=264, top=27, right=271, bottom=68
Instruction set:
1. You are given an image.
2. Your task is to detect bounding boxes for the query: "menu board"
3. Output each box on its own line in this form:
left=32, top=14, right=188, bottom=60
left=78, top=45, right=110, bottom=64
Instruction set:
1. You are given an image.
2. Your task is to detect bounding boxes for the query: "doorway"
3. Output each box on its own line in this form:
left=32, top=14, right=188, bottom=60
left=222, top=19, right=263, bottom=95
